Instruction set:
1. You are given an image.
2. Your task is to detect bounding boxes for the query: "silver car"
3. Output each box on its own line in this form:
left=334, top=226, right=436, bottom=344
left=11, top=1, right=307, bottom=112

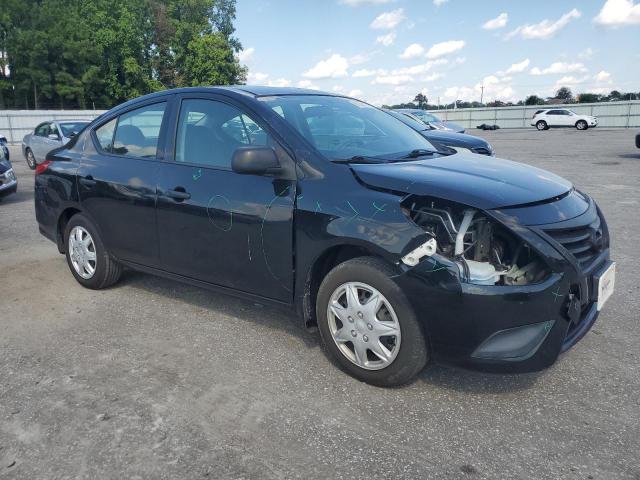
left=22, top=120, right=89, bottom=169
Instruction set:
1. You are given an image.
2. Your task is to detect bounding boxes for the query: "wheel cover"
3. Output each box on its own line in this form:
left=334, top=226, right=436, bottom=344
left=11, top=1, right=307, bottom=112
left=577, top=121, right=586, bottom=130
left=68, top=226, right=97, bottom=279
left=27, top=150, right=35, bottom=166
left=537, top=122, right=545, bottom=130
left=327, top=282, right=401, bottom=371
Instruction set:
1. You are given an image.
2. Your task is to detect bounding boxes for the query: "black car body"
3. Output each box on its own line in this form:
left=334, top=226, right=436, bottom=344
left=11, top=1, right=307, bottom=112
left=385, top=109, right=494, bottom=156
left=0, top=153, right=17, bottom=199
left=34, top=87, right=614, bottom=386
left=395, top=109, right=465, bottom=133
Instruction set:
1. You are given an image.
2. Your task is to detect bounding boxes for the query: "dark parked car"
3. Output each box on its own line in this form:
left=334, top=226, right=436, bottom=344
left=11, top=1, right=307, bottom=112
left=636, top=132, right=640, bottom=148
left=0, top=149, right=17, bottom=199
left=35, top=87, right=615, bottom=386
left=385, top=109, right=494, bottom=156
left=0, top=135, right=10, bottom=161
left=395, top=108, right=465, bottom=133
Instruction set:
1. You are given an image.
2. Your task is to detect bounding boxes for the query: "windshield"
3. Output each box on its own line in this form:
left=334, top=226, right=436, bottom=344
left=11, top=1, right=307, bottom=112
left=410, top=111, right=440, bottom=123
left=59, top=122, right=89, bottom=137
left=385, top=110, right=429, bottom=132
left=260, top=95, right=435, bottom=161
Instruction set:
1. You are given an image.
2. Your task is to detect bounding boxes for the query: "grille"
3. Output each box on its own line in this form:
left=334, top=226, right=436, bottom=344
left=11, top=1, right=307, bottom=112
left=543, top=214, right=605, bottom=270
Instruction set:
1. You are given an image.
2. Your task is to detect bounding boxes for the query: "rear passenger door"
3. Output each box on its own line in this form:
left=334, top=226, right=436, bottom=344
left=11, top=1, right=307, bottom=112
left=155, top=94, right=296, bottom=302
left=78, top=100, right=171, bottom=267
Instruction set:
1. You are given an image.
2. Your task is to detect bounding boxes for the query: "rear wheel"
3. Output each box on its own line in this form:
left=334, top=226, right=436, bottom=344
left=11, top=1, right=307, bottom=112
left=316, top=257, right=428, bottom=387
left=536, top=120, right=548, bottom=131
left=64, top=214, right=122, bottom=289
left=25, top=148, right=36, bottom=169
left=576, top=120, right=588, bottom=130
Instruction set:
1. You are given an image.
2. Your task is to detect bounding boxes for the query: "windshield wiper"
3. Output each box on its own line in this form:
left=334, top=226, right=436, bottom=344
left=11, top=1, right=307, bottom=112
left=332, top=156, right=386, bottom=164
left=400, top=149, right=439, bottom=159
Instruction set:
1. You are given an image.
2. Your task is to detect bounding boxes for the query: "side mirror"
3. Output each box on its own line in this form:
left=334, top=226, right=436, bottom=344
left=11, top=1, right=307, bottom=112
left=232, top=146, right=281, bottom=175
left=69, top=131, right=78, bottom=138
left=48, top=133, right=60, bottom=140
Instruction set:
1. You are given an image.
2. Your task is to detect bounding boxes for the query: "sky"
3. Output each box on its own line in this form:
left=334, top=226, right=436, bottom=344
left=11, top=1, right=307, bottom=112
left=234, top=0, right=640, bottom=106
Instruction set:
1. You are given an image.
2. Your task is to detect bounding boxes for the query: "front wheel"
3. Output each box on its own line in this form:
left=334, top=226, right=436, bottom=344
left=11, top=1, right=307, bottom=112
left=64, top=214, right=122, bottom=289
left=536, top=120, right=548, bottom=131
left=316, top=257, right=428, bottom=387
left=25, top=148, right=36, bottom=170
left=576, top=120, right=588, bottom=130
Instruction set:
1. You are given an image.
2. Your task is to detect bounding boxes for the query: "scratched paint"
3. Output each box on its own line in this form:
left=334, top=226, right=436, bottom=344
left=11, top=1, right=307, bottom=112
left=192, top=168, right=202, bottom=181
left=552, top=286, right=564, bottom=302
left=206, top=195, right=233, bottom=232
left=260, top=188, right=293, bottom=292
left=371, top=202, right=387, bottom=219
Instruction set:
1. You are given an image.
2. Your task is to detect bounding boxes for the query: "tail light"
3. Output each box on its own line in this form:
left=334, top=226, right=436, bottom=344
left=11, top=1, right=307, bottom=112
left=35, top=159, right=52, bottom=175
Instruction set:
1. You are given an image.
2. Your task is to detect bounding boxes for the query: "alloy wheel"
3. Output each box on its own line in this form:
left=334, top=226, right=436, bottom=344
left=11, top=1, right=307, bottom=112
left=327, top=282, right=401, bottom=370
left=26, top=150, right=36, bottom=169
left=68, top=226, right=97, bottom=279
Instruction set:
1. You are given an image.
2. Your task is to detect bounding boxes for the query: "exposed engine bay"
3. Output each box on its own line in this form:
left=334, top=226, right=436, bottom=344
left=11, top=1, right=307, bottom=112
left=402, top=196, right=550, bottom=285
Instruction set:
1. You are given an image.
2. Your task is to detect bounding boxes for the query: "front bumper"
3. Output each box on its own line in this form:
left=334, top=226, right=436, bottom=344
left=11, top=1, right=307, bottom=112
left=394, top=200, right=611, bottom=373
left=0, top=169, right=17, bottom=197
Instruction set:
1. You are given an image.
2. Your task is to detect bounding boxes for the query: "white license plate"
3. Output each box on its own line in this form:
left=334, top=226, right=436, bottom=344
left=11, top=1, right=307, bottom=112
left=596, top=262, right=616, bottom=311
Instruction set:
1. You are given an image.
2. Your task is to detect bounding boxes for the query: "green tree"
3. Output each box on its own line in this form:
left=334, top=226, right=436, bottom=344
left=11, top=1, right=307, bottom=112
left=555, top=86, right=573, bottom=102
left=182, top=33, right=246, bottom=86
left=577, top=93, right=601, bottom=103
left=525, top=95, right=544, bottom=105
left=414, top=93, right=427, bottom=109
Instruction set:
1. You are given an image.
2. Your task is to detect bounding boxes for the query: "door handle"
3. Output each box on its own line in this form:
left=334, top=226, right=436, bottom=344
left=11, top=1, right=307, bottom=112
left=79, top=176, right=96, bottom=187
left=166, top=188, right=191, bottom=201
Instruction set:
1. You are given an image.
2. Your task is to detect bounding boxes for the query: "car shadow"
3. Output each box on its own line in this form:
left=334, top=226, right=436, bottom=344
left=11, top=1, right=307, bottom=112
left=0, top=187, right=32, bottom=205
left=119, top=270, right=320, bottom=350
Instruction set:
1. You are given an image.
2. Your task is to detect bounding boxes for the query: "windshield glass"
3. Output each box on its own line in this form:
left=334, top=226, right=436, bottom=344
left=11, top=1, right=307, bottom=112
left=260, top=95, right=435, bottom=161
left=59, top=122, right=89, bottom=137
left=411, top=111, right=440, bottom=123
left=385, top=110, right=429, bottom=131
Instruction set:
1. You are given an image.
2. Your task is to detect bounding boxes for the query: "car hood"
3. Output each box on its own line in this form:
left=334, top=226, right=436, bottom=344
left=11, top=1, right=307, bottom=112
left=422, top=130, right=489, bottom=149
left=350, top=153, right=573, bottom=210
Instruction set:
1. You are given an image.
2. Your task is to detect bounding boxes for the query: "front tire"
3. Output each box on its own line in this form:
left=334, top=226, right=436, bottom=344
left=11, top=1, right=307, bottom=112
left=576, top=120, right=588, bottom=130
left=536, top=120, right=548, bottom=131
left=64, top=214, right=122, bottom=289
left=25, top=148, right=36, bottom=170
left=316, top=257, right=428, bottom=387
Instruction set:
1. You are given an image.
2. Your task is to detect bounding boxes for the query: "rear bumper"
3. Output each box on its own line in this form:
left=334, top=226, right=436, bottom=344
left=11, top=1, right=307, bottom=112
left=0, top=178, right=17, bottom=198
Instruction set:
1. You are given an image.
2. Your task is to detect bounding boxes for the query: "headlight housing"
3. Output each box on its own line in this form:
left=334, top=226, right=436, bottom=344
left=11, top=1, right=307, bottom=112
left=401, top=195, right=550, bottom=285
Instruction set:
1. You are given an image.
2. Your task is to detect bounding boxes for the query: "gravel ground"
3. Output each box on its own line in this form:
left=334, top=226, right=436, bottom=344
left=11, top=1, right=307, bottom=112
left=1, top=128, right=639, bottom=479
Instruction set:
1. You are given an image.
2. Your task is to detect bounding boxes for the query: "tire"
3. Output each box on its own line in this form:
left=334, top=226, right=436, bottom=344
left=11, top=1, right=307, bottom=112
left=316, top=257, right=428, bottom=387
left=64, top=213, right=122, bottom=289
left=576, top=120, right=588, bottom=131
left=25, top=148, right=36, bottom=170
left=536, top=120, right=548, bottom=131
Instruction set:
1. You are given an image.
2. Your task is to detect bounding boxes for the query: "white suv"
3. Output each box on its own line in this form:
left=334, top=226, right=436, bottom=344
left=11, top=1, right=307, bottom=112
left=531, top=109, right=598, bottom=131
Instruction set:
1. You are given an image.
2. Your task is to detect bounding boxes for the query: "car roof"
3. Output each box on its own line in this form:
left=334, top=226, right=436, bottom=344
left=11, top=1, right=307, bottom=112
left=56, top=120, right=91, bottom=125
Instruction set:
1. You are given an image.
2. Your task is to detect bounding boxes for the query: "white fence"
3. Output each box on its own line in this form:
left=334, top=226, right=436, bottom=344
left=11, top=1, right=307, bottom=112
left=0, top=110, right=107, bottom=143
left=429, top=100, right=640, bottom=129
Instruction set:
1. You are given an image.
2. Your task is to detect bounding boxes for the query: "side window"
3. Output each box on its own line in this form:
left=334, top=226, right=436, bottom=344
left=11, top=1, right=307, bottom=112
left=48, top=124, right=60, bottom=138
left=175, top=98, right=270, bottom=168
left=112, top=102, right=166, bottom=158
left=95, top=118, right=117, bottom=151
left=547, top=110, right=561, bottom=115
left=35, top=123, right=48, bottom=137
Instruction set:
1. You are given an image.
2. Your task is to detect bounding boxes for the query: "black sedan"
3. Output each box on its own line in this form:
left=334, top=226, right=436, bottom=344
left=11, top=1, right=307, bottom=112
left=0, top=151, right=17, bottom=199
left=34, top=87, right=614, bottom=386
left=385, top=109, right=495, bottom=156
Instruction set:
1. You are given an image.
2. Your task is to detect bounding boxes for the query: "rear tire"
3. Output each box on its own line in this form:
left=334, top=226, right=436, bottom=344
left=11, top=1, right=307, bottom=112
left=25, top=148, right=36, bottom=170
left=316, top=257, right=428, bottom=387
left=576, top=120, right=588, bottom=130
left=64, top=214, right=122, bottom=289
left=536, top=120, right=548, bottom=131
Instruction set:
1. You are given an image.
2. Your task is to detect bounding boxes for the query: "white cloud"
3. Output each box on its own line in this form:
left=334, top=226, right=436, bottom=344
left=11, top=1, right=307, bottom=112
left=267, top=78, right=291, bottom=87
left=530, top=62, right=587, bottom=75
left=482, top=13, right=508, bottom=30
left=505, top=58, right=530, bottom=74
left=332, top=85, right=345, bottom=92
left=352, top=68, right=378, bottom=77
left=349, top=53, right=373, bottom=65
left=348, top=89, right=364, bottom=97
left=399, top=43, right=425, bottom=60
left=238, top=47, right=255, bottom=62
left=454, top=57, right=466, bottom=65
left=339, top=0, right=393, bottom=5
left=441, top=75, right=517, bottom=103
left=303, top=54, right=349, bottom=79
left=370, top=8, right=405, bottom=29
left=247, top=72, right=269, bottom=84
left=578, top=47, right=595, bottom=59
left=423, top=73, right=444, bottom=82
left=372, top=74, right=414, bottom=85
left=433, top=0, right=448, bottom=5
left=507, top=9, right=581, bottom=39
left=594, top=70, right=612, bottom=83
left=594, top=0, right=640, bottom=26
left=425, top=40, right=465, bottom=59
left=376, top=32, right=396, bottom=46
left=297, top=80, right=320, bottom=90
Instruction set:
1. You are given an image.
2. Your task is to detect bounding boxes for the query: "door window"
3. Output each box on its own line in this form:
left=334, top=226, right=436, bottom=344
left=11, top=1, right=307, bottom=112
left=35, top=123, right=49, bottom=137
left=95, top=118, right=117, bottom=151
left=111, top=103, right=166, bottom=158
left=175, top=98, right=270, bottom=168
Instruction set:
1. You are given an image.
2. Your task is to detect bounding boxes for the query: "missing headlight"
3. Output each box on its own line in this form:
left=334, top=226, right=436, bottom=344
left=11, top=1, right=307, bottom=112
left=403, top=196, right=550, bottom=285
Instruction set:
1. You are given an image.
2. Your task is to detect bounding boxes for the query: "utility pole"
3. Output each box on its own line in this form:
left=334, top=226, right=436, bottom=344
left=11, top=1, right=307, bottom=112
left=480, top=85, right=484, bottom=104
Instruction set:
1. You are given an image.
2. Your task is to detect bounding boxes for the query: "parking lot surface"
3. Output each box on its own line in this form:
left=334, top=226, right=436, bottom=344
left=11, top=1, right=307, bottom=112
left=1, top=128, right=639, bottom=479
